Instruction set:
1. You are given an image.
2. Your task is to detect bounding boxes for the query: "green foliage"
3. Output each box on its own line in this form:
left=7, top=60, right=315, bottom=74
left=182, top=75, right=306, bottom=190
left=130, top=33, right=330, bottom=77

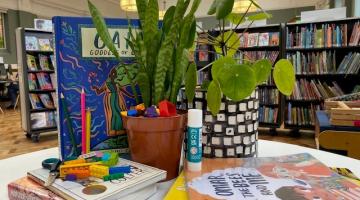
left=214, top=31, right=239, bottom=57
left=215, top=0, right=234, bottom=20
left=226, top=13, right=246, bottom=25
left=207, top=0, right=218, bottom=15
left=207, top=80, right=222, bottom=115
left=247, top=12, right=272, bottom=21
left=253, top=59, right=272, bottom=84
left=211, top=56, right=236, bottom=80
left=88, top=0, right=120, bottom=59
left=273, top=59, right=296, bottom=96
left=185, top=63, right=197, bottom=102
left=136, top=0, right=148, bottom=26
left=162, top=6, right=175, bottom=34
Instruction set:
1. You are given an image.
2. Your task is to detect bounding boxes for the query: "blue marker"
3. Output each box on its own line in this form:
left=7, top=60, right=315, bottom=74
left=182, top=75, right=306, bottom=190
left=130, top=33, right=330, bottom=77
left=109, top=165, right=131, bottom=174
left=127, top=110, right=138, bottom=117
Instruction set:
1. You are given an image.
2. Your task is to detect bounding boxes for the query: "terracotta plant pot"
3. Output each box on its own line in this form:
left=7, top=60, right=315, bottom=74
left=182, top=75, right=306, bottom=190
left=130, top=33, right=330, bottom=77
left=122, top=114, right=186, bottom=181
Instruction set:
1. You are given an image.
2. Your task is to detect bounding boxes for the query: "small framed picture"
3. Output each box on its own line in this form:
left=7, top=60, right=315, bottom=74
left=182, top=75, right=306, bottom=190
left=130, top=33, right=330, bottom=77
left=34, top=19, right=53, bottom=31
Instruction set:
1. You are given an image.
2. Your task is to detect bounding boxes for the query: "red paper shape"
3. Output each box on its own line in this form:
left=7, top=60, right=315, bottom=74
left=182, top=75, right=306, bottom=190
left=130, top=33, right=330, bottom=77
left=159, top=100, right=177, bottom=117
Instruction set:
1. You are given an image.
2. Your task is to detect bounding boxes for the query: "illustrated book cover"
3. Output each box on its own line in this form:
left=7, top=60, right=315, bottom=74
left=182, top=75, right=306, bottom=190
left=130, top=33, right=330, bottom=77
left=27, top=54, right=38, bottom=71
left=38, top=38, right=52, bottom=51
left=53, top=16, right=141, bottom=160
left=258, top=33, right=269, bottom=46
left=8, top=176, right=63, bottom=200
left=28, top=158, right=166, bottom=200
left=184, top=153, right=360, bottom=200
left=25, top=36, right=39, bottom=50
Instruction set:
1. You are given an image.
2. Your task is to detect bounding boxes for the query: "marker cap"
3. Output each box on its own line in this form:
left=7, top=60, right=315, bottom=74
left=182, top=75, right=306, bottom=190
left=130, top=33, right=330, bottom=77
left=187, top=109, right=202, bottom=127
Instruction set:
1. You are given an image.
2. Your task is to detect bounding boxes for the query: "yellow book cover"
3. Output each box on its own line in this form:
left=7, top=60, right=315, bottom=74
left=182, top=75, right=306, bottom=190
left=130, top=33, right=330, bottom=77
left=164, top=171, right=188, bottom=200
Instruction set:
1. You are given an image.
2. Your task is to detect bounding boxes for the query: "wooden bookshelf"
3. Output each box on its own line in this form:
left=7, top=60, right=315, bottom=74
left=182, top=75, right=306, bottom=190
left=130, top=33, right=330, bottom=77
left=284, top=17, right=360, bottom=130
left=16, top=28, right=57, bottom=142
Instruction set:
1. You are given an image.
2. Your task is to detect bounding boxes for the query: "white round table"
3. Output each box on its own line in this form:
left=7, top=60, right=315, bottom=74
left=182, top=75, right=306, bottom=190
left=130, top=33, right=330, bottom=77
left=1, top=140, right=359, bottom=199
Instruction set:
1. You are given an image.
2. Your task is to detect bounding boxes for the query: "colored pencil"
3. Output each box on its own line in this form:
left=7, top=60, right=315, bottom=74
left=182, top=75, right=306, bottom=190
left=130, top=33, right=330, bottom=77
left=86, top=108, right=91, bottom=153
left=60, top=93, right=79, bottom=156
left=81, top=88, right=86, bottom=154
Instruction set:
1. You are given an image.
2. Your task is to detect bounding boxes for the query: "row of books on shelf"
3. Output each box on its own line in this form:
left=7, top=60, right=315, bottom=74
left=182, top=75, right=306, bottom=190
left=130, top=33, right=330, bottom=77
left=290, top=79, right=344, bottom=101
left=286, top=103, right=321, bottom=126
left=337, top=52, right=360, bottom=74
left=28, top=73, right=55, bottom=90
left=30, top=111, right=57, bottom=129
left=259, top=106, right=278, bottom=124
left=29, top=93, right=57, bottom=109
left=235, top=51, right=279, bottom=64
left=25, top=35, right=53, bottom=51
left=238, top=32, right=280, bottom=47
left=259, top=88, right=279, bottom=104
left=287, top=51, right=360, bottom=74
left=197, top=71, right=210, bottom=85
left=27, top=54, right=55, bottom=71
left=286, top=21, right=360, bottom=48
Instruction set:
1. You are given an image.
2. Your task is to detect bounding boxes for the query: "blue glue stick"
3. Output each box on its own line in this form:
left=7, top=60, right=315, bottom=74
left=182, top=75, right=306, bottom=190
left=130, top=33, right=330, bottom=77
left=187, top=109, right=202, bottom=171
left=109, top=165, right=131, bottom=174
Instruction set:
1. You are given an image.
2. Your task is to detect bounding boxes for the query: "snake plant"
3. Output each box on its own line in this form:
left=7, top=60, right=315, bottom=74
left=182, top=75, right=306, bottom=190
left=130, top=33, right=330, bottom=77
left=88, top=0, right=201, bottom=108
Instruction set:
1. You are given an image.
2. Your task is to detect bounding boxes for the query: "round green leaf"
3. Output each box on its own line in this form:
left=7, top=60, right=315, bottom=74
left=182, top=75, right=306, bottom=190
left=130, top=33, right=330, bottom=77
left=216, top=0, right=234, bottom=20
left=214, top=31, right=240, bottom=57
left=211, top=56, right=236, bottom=80
left=226, top=13, right=246, bottom=25
left=247, top=12, right=272, bottom=21
left=273, top=59, right=295, bottom=96
left=252, top=59, right=272, bottom=84
left=218, top=64, right=256, bottom=101
left=207, top=80, right=222, bottom=116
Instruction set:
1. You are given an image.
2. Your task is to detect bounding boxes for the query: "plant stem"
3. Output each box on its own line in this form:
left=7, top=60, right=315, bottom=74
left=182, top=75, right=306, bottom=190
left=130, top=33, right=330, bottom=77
left=195, top=24, right=220, bottom=43
left=223, top=2, right=253, bottom=44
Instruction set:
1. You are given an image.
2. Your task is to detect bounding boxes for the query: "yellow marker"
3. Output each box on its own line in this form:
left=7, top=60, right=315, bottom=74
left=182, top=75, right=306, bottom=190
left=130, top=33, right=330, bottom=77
left=64, top=158, right=86, bottom=165
left=121, top=111, right=127, bottom=116
left=86, top=109, right=91, bottom=153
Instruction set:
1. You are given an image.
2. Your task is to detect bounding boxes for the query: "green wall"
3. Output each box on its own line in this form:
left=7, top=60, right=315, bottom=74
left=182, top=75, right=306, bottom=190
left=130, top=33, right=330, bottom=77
left=197, top=6, right=315, bottom=30
left=0, top=10, right=37, bottom=64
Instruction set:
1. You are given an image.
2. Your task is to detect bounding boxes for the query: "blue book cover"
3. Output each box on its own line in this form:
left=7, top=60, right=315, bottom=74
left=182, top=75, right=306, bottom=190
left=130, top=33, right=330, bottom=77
left=53, top=16, right=140, bottom=160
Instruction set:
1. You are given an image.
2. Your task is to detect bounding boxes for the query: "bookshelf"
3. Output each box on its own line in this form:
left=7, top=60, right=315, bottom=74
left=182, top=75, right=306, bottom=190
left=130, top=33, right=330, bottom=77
left=16, top=28, right=57, bottom=142
left=284, top=17, right=360, bottom=130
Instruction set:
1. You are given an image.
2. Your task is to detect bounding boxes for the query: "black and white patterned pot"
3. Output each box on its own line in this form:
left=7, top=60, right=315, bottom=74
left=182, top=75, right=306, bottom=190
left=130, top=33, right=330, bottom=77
left=178, top=88, right=259, bottom=158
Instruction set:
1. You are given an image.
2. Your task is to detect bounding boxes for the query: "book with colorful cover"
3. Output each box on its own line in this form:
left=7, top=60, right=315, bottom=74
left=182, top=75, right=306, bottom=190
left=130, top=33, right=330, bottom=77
left=247, top=33, right=259, bottom=47
left=38, top=38, right=52, bottom=51
left=25, top=36, right=39, bottom=50
left=39, top=94, right=55, bottom=109
left=269, top=32, right=279, bottom=46
left=29, top=94, right=43, bottom=109
left=27, top=158, right=166, bottom=200
left=28, top=73, right=38, bottom=90
left=8, top=176, right=63, bottom=200
left=258, top=33, right=269, bottom=46
left=53, top=16, right=140, bottom=160
left=27, top=54, right=38, bottom=71
left=36, top=73, right=53, bottom=90
left=184, top=153, right=360, bottom=200
left=38, top=54, right=51, bottom=70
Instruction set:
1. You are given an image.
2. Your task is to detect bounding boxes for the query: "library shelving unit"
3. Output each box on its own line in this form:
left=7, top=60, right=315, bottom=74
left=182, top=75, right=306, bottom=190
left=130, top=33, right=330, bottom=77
left=284, top=17, right=360, bottom=131
left=16, top=28, right=57, bottom=142
left=234, top=24, right=284, bottom=132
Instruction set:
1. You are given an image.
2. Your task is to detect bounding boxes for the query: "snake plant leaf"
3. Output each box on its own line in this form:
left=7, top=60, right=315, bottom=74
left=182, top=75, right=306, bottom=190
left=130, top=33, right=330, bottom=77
left=273, top=59, right=295, bottom=96
left=170, top=49, right=189, bottom=102
left=154, top=0, right=188, bottom=104
left=218, top=64, right=256, bottom=101
left=208, top=0, right=219, bottom=15
left=247, top=12, right=272, bottom=21
left=226, top=13, right=246, bottom=25
left=185, top=18, right=197, bottom=48
left=207, top=80, right=222, bottom=115
left=136, top=0, right=148, bottom=26
left=162, top=6, right=175, bottom=34
left=189, top=0, right=202, bottom=16
left=144, top=0, right=159, bottom=45
left=211, top=56, right=236, bottom=80
left=252, top=59, right=272, bottom=84
left=214, top=31, right=240, bottom=57
left=88, top=0, right=120, bottom=59
left=136, top=70, right=151, bottom=107
left=216, top=0, right=234, bottom=20
left=185, top=62, right=197, bottom=102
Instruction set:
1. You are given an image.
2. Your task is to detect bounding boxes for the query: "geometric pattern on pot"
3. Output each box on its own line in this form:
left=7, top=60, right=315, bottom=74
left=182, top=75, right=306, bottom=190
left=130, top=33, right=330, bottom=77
left=178, top=88, right=259, bottom=158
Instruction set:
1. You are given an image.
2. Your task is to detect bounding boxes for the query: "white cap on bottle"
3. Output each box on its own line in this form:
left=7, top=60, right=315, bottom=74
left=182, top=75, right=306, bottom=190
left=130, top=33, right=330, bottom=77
left=188, top=109, right=202, bottom=127
left=188, top=161, right=202, bottom=171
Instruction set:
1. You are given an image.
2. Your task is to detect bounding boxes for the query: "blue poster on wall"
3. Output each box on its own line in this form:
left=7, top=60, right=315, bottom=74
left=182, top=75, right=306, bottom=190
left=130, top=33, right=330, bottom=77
left=53, top=16, right=140, bottom=160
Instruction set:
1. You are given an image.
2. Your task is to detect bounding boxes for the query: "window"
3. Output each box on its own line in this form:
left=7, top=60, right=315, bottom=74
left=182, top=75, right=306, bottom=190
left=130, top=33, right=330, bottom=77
left=0, top=13, right=5, bottom=49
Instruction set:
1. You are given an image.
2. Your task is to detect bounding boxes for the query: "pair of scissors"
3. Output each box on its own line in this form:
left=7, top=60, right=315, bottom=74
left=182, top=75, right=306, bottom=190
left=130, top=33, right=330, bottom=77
left=42, top=158, right=62, bottom=186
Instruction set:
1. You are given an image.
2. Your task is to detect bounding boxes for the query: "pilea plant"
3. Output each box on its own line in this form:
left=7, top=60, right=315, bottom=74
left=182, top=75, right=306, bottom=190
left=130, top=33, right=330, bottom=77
left=203, top=0, right=296, bottom=115
left=88, top=0, right=201, bottom=108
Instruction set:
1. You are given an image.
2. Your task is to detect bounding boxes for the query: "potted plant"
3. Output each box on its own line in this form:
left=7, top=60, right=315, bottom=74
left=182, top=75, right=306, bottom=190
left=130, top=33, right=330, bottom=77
left=88, top=0, right=201, bottom=180
left=179, top=0, right=296, bottom=158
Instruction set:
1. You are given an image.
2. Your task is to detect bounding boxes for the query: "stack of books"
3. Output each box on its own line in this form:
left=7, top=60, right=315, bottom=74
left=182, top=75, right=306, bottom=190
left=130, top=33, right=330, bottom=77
left=8, top=158, right=166, bottom=200
left=235, top=51, right=279, bottom=64
left=287, top=103, right=320, bottom=126
left=30, top=111, right=57, bottom=129
left=290, top=79, right=344, bottom=100
left=259, top=107, right=278, bottom=124
left=337, top=52, right=360, bottom=74
left=259, top=88, right=279, bottom=104
left=238, top=32, right=280, bottom=47
left=349, top=21, right=360, bottom=46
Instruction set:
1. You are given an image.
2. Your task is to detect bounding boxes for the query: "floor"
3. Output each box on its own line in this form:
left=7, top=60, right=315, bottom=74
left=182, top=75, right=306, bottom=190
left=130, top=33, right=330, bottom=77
left=0, top=109, right=316, bottom=160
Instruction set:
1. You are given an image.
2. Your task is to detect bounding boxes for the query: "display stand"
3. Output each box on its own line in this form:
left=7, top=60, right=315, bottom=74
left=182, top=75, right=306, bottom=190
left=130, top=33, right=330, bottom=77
left=16, top=28, right=57, bottom=142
